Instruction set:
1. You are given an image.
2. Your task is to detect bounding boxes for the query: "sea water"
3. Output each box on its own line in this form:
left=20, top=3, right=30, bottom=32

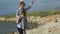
left=0, top=22, right=17, bottom=34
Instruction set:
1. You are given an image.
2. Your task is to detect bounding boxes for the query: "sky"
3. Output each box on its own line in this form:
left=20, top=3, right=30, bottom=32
left=0, top=0, right=60, bottom=15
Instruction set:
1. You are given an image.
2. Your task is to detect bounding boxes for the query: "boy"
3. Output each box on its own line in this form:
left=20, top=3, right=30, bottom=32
left=16, top=0, right=35, bottom=34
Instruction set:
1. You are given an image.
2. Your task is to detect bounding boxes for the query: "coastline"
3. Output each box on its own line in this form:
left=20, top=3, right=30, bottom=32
left=0, top=14, right=60, bottom=34
left=0, top=16, right=41, bottom=22
left=6, top=14, right=60, bottom=34
left=0, top=17, right=16, bottom=22
left=0, top=11, right=60, bottom=22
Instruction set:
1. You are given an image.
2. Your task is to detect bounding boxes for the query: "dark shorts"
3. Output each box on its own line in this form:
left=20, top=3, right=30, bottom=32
left=17, top=27, right=23, bottom=34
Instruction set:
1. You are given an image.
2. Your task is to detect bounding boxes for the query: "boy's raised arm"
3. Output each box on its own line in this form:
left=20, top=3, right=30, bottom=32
left=25, top=0, right=35, bottom=10
left=30, top=0, right=35, bottom=6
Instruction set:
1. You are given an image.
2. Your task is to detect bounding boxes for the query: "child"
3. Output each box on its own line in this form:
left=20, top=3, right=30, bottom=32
left=16, top=0, right=35, bottom=34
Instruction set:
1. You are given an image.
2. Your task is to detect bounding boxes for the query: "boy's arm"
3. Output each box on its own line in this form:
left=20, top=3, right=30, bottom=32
left=25, top=0, right=35, bottom=10
left=16, top=15, right=24, bottom=23
left=16, top=18, right=20, bottom=23
left=16, top=16, right=22, bottom=23
left=16, top=8, right=24, bottom=23
left=16, top=9, right=22, bottom=23
left=16, top=9, right=19, bottom=23
left=18, top=15, right=24, bottom=23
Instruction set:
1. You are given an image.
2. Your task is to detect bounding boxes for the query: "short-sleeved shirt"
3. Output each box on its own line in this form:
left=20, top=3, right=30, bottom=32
left=16, top=3, right=32, bottom=29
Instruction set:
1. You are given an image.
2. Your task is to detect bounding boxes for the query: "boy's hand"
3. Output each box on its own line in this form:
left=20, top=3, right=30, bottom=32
left=16, top=15, right=24, bottom=23
left=32, top=0, right=35, bottom=4
left=20, top=15, right=24, bottom=18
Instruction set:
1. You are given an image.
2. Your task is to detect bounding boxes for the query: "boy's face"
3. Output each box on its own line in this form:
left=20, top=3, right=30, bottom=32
left=20, top=4, right=25, bottom=9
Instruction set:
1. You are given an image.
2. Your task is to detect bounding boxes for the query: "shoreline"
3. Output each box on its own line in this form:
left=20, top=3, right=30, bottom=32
left=0, top=14, right=60, bottom=23
left=0, top=17, right=16, bottom=22
left=0, top=11, right=60, bottom=22
left=0, top=16, right=41, bottom=22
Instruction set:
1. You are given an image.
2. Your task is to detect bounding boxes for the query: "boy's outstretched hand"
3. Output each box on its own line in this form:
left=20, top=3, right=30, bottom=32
left=32, top=0, right=35, bottom=4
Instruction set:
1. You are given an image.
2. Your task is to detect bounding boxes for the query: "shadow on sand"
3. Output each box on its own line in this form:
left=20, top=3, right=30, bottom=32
left=27, top=22, right=40, bottom=30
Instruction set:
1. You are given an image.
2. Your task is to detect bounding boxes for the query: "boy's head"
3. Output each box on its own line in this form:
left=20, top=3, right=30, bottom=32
left=19, top=1, right=25, bottom=9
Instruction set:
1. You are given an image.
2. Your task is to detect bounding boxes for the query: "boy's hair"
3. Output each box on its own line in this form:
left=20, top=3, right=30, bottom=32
left=19, top=1, right=25, bottom=6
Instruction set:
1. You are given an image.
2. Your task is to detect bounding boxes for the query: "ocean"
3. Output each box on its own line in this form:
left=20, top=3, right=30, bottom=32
left=0, top=22, right=17, bottom=34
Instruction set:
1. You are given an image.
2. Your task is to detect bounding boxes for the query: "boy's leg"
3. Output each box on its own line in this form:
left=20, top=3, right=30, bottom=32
left=23, top=29, right=26, bottom=34
left=17, top=27, right=23, bottom=34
